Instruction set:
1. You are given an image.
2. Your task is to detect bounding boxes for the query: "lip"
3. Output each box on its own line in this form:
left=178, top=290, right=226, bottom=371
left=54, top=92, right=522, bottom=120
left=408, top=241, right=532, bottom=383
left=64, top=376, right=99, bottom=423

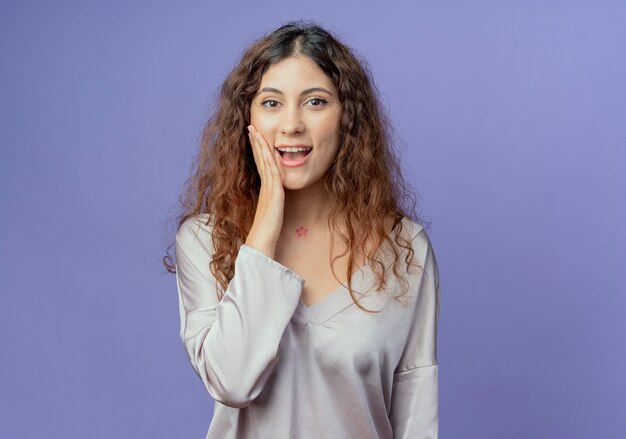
left=275, top=145, right=312, bottom=168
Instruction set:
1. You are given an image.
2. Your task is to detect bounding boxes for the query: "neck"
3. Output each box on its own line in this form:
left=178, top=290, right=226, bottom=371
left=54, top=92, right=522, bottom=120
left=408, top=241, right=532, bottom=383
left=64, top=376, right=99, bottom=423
left=282, top=179, right=333, bottom=230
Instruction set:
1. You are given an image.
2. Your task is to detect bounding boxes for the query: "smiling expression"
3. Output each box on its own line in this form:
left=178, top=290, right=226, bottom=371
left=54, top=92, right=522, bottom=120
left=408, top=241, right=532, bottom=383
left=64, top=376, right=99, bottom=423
left=249, top=55, right=342, bottom=190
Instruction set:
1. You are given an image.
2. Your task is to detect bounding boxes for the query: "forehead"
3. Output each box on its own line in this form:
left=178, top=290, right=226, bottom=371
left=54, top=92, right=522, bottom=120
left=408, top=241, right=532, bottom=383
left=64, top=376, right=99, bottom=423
left=259, top=56, right=335, bottom=91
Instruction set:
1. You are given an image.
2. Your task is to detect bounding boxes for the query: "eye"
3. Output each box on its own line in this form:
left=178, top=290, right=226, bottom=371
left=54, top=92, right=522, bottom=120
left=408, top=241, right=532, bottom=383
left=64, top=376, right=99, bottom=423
left=261, top=99, right=280, bottom=109
left=307, top=97, right=328, bottom=107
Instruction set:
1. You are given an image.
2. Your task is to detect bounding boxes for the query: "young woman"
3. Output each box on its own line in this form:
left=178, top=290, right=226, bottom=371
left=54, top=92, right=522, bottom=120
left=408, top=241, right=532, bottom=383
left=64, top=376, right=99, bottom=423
left=164, top=20, right=440, bottom=439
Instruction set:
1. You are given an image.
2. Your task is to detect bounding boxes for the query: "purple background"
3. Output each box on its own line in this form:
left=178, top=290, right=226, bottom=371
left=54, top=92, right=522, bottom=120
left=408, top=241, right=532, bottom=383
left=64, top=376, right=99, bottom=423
left=2, top=1, right=625, bottom=438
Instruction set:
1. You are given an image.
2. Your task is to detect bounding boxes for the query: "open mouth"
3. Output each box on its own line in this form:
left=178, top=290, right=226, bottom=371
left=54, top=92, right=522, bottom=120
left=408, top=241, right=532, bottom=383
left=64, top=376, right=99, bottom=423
left=277, top=148, right=313, bottom=160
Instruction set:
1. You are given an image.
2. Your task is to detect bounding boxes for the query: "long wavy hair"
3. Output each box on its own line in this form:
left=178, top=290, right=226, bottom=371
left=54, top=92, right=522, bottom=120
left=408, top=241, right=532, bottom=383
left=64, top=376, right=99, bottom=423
left=163, top=20, right=430, bottom=312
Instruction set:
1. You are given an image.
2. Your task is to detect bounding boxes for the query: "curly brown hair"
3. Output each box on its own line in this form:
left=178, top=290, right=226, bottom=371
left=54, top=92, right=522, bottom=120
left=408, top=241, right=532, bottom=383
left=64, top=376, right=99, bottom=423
left=162, top=20, right=430, bottom=312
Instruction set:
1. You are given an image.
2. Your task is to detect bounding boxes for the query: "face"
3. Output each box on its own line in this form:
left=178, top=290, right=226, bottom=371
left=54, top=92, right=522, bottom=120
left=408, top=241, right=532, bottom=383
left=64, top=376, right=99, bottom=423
left=249, top=55, right=342, bottom=191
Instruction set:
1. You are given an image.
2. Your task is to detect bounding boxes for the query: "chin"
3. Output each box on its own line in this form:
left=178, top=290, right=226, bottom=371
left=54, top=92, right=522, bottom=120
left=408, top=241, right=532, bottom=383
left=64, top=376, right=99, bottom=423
left=282, top=178, right=309, bottom=191
left=282, top=183, right=305, bottom=192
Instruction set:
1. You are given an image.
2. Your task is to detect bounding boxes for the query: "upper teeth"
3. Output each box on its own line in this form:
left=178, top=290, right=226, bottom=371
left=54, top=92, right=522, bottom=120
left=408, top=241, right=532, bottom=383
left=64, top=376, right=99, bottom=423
left=277, top=147, right=311, bottom=152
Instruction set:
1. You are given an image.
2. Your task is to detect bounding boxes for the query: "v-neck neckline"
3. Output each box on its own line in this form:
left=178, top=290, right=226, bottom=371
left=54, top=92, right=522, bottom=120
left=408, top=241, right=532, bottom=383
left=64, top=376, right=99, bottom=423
left=291, top=216, right=406, bottom=325
left=297, top=260, right=367, bottom=309
left=292, top=262, right=374, bottom=325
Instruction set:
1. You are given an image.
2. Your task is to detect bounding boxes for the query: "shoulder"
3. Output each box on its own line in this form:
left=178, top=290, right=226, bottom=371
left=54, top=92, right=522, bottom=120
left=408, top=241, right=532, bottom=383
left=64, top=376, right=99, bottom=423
left=175, top=213, right=215, bottom=259
left=398, top=216, right=429, bottom=249
left=396, top=217, right=436, bottom=271
left=399, top=216, right=424, bottom=239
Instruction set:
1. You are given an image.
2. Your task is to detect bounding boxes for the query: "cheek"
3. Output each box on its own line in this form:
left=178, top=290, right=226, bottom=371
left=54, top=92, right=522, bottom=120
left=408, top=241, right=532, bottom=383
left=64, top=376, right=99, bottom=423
left=314, top=115, right=341, bottom=144
left=249, top=113, right=276, bottom=144
left=250, top=111, right=274, bottom=132
left=249, top=107, right=260, bottom=127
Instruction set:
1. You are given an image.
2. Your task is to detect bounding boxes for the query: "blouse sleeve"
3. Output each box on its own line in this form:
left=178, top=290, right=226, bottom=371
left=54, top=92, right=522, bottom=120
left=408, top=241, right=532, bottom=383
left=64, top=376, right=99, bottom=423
left=174, top=216, right=304, bottom=409
left=389, top=229, right=441, bottom=439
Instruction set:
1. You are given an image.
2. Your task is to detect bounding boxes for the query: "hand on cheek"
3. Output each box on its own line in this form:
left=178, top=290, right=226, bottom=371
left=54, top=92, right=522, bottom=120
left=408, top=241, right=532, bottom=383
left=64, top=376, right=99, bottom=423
left=248, top=125, right=283, bottom=182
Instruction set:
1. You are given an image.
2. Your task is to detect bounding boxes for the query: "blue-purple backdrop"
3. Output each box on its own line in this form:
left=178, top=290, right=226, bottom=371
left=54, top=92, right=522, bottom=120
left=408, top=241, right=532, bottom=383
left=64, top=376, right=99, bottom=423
left=2, top=1, right=625, bottom=438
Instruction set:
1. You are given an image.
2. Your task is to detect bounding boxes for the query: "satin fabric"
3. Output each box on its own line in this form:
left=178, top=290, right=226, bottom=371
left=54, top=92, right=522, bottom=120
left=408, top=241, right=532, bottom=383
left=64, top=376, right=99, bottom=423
left=175, top=214, right=440, bottom=439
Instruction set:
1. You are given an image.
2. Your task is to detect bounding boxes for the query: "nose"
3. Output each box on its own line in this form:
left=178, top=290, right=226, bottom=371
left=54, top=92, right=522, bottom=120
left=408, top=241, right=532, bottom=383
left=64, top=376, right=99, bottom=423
left=279, top=106, right=304, bottom=134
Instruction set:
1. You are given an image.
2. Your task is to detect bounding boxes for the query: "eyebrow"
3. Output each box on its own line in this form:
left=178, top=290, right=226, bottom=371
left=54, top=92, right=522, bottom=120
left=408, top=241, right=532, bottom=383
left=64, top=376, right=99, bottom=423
left=257, top=86, right=334, bottom=97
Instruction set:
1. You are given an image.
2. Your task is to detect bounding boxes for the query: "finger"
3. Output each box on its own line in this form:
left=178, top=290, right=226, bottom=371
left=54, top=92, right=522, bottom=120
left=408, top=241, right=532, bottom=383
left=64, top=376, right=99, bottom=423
left=264, top=142, right=281, bottom=181
left=272, top=147, right=284, bottom=181
left=249, top=126, right=267, bottom=173
left=264, top=140, right=283, bottom=183
left=256, top=131, right=281, bottom=185
left=248, top=132, right=262, bottom=180
left=254, top=131, right=273, bottom=184
left=249, top=131, right=267, bottom=182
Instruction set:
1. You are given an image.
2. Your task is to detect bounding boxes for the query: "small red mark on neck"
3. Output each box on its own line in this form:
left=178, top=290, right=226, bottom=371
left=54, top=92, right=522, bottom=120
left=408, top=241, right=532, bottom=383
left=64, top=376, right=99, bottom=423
left=296, top=226, right=308, bottom=237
